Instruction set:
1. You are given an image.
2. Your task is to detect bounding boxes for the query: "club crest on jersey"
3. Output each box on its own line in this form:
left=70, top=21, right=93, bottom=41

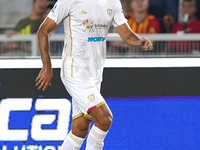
left=107, top=9, right=112, bottom=17
left=88, top=94, right=95, bottom=102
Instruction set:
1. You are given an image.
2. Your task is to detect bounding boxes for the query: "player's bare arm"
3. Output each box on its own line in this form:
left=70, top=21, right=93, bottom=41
left=116, top=23, right=153, bottom=51
left=35, top=17, right=57, bottom=91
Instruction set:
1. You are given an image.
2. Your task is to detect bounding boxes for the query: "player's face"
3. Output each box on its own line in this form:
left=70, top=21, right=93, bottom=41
left=181, top=1, right=197, bottom=18
left=131, top=0, right=149, bottom=13
left=33, top=0, right=47, bottom=15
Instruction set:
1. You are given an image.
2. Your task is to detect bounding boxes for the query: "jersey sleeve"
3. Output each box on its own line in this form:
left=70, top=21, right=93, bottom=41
left=47, top=0, right=72, bottom=25
left=112, top=0, right=127, bottom=27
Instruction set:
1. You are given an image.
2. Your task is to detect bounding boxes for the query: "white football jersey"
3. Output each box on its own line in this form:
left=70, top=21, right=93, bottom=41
left=48, top=0, right=127, bottom=81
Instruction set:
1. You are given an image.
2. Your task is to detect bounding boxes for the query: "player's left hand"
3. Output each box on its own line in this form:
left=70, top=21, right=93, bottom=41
left=140, top=38, right=153, bottom=51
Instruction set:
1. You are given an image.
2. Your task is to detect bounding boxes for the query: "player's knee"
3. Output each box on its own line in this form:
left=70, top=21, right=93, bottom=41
left=79, top=124, right=89, bottom=132
left=96, top=113, right=113, bottom=130
left=101, top=115, right=113, bottom=129
left=104, top=113, right=113, bottom=127
left=72, top=124, right=90, bottom=138
left=72, top=117, right=91, bottom=138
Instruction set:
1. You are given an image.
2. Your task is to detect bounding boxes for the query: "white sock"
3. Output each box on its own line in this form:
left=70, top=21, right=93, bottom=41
left=60, top=131, right=84, bottom=150
left=86, top=125, right=108, bottom=150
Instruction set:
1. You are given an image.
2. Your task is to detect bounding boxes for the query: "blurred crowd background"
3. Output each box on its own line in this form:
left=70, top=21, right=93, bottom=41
left=0, top=0, right=200, bottom=57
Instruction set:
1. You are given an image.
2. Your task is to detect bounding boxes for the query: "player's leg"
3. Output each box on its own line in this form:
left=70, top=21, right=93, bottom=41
left=60, top=90, right=92, bottom=150
left=85, top=81, right=113, bottom=150
left=90, top=81, right=113, bottom=131
left=86, top=103, right=113, bottom=150
left=61, top=77, right=111, bottom=149
left=90, top=102, right=113, bottom=131
left=71, top=115, right=92, bottom=138
left=60, top=115, right=92, bottom=150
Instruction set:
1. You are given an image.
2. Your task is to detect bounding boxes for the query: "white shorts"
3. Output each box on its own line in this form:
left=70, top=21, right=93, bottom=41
left=61, top=77, right=105, bottom=120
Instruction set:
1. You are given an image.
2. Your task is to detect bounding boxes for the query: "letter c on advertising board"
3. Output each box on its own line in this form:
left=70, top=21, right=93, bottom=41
left=0, top=98, right=71, bottom=141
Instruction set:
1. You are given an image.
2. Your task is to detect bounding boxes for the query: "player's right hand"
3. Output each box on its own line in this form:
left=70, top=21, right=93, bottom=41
left=35, top=67, right=53, bottom=91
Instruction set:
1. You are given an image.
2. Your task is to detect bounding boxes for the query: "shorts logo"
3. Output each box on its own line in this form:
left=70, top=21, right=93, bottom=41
left=107, top=9, right=112, bottom=17
left=88, top=94, right=95, bottom=102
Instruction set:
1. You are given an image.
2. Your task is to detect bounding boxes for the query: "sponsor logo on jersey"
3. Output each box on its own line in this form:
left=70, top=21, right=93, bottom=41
left=82, top=19, right=94, bottom=32
left=79, top=10, right=87, bottom=15
left=94, top=24, right=108, bottom=28
left=82, top=19, right=109, bottom=32
left=107, top=9, right=112, bottom=17
left=87, top=37, right=106, bottom=42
